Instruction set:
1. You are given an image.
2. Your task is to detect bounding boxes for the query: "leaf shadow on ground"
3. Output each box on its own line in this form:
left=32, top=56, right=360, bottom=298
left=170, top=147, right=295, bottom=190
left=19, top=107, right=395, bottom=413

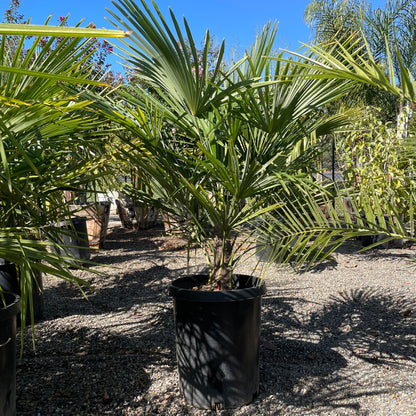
left=94, top=222, right=189, bottom=265
left=300, top=237, right=415, bottom=274
left=40, top=220, right=194, bottom=319
left=17, top=329, right=154, bottom=415
left=254, top=285, right=416, bottom=415
left=40, top=264, right=181, bottom=317
left=18, top=220, right=190, bottom=415
left=19, top=221, right=416, bottom=415
left=18, top=265, right=181, bottom=415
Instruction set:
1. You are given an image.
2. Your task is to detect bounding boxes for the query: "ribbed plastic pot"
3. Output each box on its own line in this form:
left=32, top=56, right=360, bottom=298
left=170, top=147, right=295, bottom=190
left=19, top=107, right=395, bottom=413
left=0, top=261, right=43, bottom=322
left=169, top=274, right=266, bottom=409
left=0, top=263, right=19, bottom=296
left=0, top=292, right=21, bottom=416
left=58, top=217, right=90, bottom=262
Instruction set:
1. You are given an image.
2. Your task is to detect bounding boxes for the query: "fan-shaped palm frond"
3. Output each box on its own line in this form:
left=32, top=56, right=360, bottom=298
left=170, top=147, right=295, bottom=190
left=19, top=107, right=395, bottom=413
left=0, top=21, right=127, bottom=333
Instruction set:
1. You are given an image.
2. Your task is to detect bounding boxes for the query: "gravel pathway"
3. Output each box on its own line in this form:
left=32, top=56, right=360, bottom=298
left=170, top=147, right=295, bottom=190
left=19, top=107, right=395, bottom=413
left=16, top=215, right=416, bottom=415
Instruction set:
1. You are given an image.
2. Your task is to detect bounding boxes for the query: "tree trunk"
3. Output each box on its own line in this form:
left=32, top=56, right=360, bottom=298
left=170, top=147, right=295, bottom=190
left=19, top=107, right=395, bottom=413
left=397, top=100, right=410, bottom=140
left=211, top=236, right=234, bottom=290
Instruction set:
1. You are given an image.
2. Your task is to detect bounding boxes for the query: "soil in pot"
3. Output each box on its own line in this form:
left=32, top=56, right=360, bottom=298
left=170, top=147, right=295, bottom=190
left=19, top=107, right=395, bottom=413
left=169, top=274, right=266, bottom=409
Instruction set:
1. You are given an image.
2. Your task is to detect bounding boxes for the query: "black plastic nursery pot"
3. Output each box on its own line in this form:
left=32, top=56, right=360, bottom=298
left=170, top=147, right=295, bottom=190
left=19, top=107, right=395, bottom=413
left=0, top=261, right=43, bottom=322
left=58, top=217, right=90, bottom=262
left=0, top=293, right=21, bottom=416
left=0, top=263, right=19, bottom=296
left=169, top=274, right=266, bottom=409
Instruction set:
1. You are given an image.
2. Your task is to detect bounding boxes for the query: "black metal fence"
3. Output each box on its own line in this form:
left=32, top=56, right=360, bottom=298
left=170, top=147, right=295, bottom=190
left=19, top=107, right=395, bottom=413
left=316, top=137, right=345, bottom=184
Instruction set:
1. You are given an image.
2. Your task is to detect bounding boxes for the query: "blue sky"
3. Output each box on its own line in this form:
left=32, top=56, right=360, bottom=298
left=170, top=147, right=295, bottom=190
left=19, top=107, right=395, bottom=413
left=10, top=0, right=313, bottom=72
left=15, top=0, right=313, bottom=48
left=7, top=0, right=386, bottom=72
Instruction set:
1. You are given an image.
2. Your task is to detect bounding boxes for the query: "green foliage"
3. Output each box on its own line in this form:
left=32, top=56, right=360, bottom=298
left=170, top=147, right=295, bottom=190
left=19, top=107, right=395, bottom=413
left=0, top=18, right=127, bottom=339
left=304, top=0, right=364, bottom=43
left=304, top=0, right=416, bottom=128
left=83, top=0, right=372, bottom=290
left=338, top=108, right=411, bottom=216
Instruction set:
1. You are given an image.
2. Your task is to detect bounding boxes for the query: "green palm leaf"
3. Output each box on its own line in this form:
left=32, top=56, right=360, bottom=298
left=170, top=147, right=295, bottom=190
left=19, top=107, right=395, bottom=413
left=0, top=21, right=127, bottom=336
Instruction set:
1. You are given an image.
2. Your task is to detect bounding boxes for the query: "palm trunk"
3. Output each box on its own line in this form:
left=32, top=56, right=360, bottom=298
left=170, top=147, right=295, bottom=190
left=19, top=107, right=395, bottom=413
left=211, top=236, right=234, bottom=290
left=397, top=100, right=410, bottom=140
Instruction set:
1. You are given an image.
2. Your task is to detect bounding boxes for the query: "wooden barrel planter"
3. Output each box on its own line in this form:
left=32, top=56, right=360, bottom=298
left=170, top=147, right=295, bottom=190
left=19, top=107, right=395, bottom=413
left=115, top=199, right=159, bottom=231
left=132, top=203, right=158, bottom=230
left=115, top=199, right=134, bottom=229
left=72, top=202, right=111, bottom=249
left=162, top=212, right=184, bottom=234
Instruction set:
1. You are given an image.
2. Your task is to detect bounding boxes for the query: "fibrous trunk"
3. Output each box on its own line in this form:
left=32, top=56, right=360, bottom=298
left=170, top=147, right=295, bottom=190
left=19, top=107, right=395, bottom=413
left=211, top=236, right=233, bottom=290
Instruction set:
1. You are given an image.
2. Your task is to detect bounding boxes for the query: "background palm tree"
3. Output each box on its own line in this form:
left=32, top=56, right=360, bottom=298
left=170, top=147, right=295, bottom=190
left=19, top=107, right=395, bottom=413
left=0, top=20, right=127, bottom=330
left=304, top=0, right=416, bottom=232
left=286, top=27, right=416, bottom=242
left=305, top=0, right=416, bottom=130
left=304, top=0, right=364, bottom=43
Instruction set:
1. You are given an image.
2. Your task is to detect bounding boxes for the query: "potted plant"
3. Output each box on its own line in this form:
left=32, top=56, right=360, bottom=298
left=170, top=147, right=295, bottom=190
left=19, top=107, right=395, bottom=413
left=0, top=20, right=128, bottom=415
left=0, top=19, right=126, bottom=306
left=64, top=148, right=121, bottom=248
left=86, top=0, right=369, bottom=408
left=81, top=201, right=112, bottom=248
left=116, top=171, right=160, bottom=231
left=69, top=195, right=112, bottom=250
left=0, top=260, right=43, bottom=322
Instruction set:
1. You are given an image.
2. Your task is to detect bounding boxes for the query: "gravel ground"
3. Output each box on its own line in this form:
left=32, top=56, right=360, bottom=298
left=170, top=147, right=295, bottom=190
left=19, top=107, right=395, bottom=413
left=16, top=215, right=416, bottom=415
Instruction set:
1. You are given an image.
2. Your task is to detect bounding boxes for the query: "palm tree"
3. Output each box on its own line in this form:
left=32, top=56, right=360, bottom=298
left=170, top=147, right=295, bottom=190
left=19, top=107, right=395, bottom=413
left=304, top=0, right=416, bottom=231
left=69, top=0, right=371, bottom=290
left=305, top=0, right=416, bottom=131
left=0, top=21, right=127, bottom=328
left=304, top=0, right=364, bottom=43
left=285, top=29, right=416, bottom=240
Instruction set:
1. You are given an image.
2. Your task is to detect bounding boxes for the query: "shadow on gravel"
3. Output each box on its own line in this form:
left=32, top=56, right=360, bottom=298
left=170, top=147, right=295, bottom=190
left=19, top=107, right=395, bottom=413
left=309, top=286, right=416, bottom=365
left=21, top=222, right=416, bottom=415
left=41, top=264, right=181, bottom=318
left=17, top=328, right=156, bottom=415
left=103, top=223, right=163, bottom=248
left=18, top=271, right=178, bottom=415
left=98, top=222, right=188, bottom=258
left=17, top=220, right=183, bottom=414
left=258, top=285, right=416, bottom=415
left=41, top=220, right=191, bottom=319
left=304, top=237, right=415, bottom=273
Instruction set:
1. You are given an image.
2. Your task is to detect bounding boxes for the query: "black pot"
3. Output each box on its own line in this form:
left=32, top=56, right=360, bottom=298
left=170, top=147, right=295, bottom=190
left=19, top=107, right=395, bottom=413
left=0, top=261, right=43, bottom=322
left=0, top=293, right=21, bottom=416
left=58, top=217, right=90, bottom=262
left=169, top=274, right=266, bottom=409
left=0, top=263, right=19, bottom=295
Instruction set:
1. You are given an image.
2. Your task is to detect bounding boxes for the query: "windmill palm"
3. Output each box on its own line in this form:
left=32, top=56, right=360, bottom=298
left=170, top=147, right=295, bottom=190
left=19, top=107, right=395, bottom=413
left=0, top=21, right=127, bottom=329
left=71, top=0, right=371, bottom=290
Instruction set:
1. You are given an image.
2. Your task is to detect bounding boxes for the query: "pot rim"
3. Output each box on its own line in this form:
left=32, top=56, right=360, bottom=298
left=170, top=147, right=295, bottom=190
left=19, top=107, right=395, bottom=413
left=0, top=292, right=21, bottom=321
left=169, top=274, right=266, bottom=302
